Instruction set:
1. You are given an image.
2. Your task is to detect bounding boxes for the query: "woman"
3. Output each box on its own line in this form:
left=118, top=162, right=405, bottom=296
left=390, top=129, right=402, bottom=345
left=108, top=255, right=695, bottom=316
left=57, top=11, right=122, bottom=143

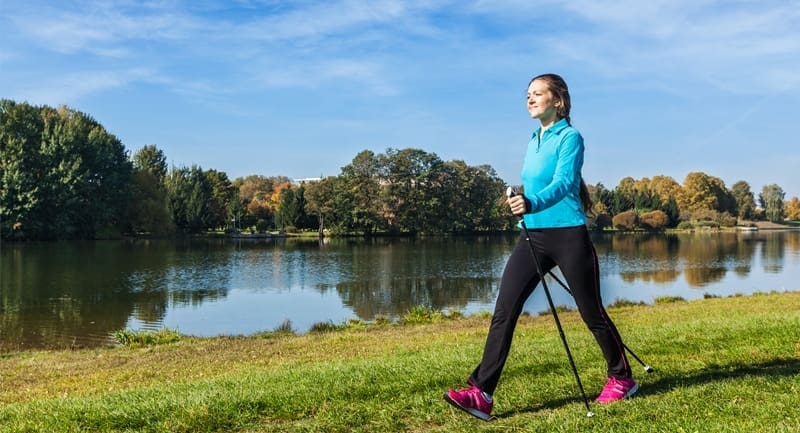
left=443, top=73, right=638, bottom=421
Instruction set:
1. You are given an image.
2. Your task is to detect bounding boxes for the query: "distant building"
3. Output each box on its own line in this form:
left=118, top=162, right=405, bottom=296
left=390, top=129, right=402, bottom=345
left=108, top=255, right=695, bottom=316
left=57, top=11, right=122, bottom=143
left=292, top=177, right=323, bottom=184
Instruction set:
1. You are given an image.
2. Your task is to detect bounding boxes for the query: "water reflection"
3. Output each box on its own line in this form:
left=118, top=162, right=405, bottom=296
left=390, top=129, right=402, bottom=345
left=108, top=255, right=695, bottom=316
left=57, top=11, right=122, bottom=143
left=593, top=231, right=794, bottom=288
left=1, top=230, right=799, bottom=351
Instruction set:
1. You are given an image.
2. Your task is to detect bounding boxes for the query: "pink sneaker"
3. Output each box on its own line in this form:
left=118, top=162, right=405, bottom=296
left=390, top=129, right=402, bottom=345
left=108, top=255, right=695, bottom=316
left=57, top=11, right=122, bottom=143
left=595, top=376, right=639, bottom=404
left=443, top=385, right=493, bottom=421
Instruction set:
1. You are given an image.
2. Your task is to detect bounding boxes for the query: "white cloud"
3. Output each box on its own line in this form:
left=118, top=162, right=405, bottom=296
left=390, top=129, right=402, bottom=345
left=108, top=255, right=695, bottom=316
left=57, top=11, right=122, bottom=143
left=5, top=1, right=199, bottom=56
left=9, top=68, right=158, bottom=105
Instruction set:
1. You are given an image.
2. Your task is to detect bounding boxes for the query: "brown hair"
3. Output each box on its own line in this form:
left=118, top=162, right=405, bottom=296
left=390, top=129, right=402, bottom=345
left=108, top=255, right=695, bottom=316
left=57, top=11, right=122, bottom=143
left=529, top=73, right=592, bottom=213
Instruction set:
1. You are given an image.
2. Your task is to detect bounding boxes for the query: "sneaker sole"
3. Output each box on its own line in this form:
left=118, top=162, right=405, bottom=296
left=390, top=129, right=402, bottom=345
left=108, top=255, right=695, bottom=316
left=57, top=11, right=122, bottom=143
left=443, top=393, right=492, bottom=421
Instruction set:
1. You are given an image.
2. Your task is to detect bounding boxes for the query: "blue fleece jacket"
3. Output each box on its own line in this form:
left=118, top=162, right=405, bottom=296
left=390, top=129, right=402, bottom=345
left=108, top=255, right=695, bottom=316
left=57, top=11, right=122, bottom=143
left=520, top=118, right=586, bottom=229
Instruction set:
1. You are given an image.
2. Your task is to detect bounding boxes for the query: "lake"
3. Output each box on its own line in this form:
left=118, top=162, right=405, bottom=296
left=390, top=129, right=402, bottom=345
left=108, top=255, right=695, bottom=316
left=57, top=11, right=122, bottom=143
left=2, top=229, right=799, bottom=351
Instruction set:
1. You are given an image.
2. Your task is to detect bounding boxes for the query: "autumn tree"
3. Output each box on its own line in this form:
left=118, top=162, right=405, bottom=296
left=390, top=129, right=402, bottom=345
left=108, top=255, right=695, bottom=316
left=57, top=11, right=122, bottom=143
left=678, top=172, right=735, bottom=215
left=649, top=175, right=681, bottom=205
left=784, top=196, right=800, bottom=221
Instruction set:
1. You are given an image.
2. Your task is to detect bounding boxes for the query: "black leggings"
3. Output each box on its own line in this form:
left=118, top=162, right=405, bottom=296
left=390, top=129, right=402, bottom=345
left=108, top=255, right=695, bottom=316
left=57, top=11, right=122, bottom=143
left=469, top=225, right=631, bottom=395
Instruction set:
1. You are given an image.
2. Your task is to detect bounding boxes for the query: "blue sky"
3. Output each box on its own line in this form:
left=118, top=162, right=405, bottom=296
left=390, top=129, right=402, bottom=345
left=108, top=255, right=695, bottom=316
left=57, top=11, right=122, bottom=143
left=2, top=0, right=799, bottom=198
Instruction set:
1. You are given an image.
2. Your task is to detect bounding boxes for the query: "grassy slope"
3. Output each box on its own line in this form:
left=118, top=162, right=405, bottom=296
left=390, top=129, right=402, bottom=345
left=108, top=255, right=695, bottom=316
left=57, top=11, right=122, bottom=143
left=0, top=292, right=798, bottom=433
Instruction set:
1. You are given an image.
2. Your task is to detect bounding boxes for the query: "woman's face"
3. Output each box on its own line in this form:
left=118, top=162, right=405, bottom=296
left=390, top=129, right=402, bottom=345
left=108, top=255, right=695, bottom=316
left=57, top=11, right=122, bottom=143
left=527, top=79, right=559, bottom=122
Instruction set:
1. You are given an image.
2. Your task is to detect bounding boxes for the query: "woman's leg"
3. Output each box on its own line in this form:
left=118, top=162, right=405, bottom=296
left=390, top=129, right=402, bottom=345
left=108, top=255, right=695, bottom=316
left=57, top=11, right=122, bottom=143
left=546, top=226, right=631, bottom=378
left=469, top=232, right=555, bottom=395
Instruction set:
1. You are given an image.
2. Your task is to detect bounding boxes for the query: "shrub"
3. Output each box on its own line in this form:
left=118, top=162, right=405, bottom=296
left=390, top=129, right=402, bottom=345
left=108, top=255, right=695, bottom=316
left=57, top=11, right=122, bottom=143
left=640, top=210, right=669, bottom=230
left=594, top=213, right=612, bottom=230
left=718, top=212, right=737, bottom=227
left=255, top=219, right=270, bottom=233
left=309, top=321, right=342, bottom=333
left=612, top=210, right=639, bottom=230
left=609, top=298, right=647, bottom=308
left=111, top=328, right=182, bottom=347
left=274, top=319, right=295, bottom=334
left=400, top=305, right=446, bottom=324
left=677, top=221, right=694, bottom=230
left=654, top=296, right=686, bottom=304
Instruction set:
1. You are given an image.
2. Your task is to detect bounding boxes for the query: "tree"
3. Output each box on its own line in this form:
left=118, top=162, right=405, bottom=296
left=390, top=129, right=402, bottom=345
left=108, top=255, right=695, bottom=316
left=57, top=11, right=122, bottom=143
left=132, top=144, right=167, bottom=184
left=632, top=177, right=660, bottom=211
left=380, top=148, right=446, bottom=234
left=588, top=182, right=613, bottom=216
left=304, top=177, right=337, bottom=236
left=759, top=184, right=785, bottom=223
left=649, top=175, right=681, bottom=205
left=337, top=150, right=383, bottom=236
left=276, top=185, right=300, bottom=230
left=439, top=161, right=508, bottom=233
left=678, top=172, right=735, bottom=215
left=612, top=177, right=636, bottom=214
left=785, top=196, right=800, bottom=221
left=1, top=101, right=132, bottom=239
left=1, top=99, right=44, bottom=239
left=165, top=165, right=214, bottom=233
left=126, top=169, right=173, bottom=235
left=126, top=145, right=171, bottom=235
left=730, top=180, right=756, bottom=220
left=205, top=169, right=234, bottom=230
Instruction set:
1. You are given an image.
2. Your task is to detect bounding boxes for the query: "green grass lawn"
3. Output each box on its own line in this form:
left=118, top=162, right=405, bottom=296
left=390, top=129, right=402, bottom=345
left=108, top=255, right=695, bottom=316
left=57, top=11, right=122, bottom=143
left=1, top=292, right=798, bottom=432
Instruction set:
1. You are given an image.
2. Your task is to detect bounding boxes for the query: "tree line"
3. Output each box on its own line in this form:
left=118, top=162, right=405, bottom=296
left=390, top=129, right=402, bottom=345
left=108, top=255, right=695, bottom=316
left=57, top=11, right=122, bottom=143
left=2, top=100, right=798, bottom=240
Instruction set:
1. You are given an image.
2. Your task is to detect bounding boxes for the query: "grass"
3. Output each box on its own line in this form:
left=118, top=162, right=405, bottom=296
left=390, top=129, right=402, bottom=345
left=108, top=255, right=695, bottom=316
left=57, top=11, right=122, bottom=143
left=0, top=292, right=798, bottom=432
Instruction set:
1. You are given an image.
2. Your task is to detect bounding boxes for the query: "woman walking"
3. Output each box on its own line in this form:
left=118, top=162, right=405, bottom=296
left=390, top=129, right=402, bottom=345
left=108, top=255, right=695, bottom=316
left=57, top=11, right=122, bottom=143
left=443, top=73, right=638, bottom=421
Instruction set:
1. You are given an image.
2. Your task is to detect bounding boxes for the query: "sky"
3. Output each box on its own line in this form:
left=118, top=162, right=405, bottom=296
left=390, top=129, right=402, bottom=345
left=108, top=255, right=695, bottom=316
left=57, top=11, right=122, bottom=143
left=2, top=0, right=799, bottom=198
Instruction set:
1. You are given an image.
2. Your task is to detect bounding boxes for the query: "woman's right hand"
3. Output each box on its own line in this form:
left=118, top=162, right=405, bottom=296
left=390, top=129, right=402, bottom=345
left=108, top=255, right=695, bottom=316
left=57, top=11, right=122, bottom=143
left=507, top=195, right=528, bottom=216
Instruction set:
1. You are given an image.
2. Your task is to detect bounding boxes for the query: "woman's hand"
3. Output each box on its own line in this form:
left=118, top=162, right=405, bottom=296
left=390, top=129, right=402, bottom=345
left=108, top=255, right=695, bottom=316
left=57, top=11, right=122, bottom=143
left=507, top=195, right=528, bottom=216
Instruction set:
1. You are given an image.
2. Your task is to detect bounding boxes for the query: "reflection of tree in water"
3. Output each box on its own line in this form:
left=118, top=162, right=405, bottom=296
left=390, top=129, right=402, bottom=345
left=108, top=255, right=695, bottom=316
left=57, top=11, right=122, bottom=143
left=787, top=232, right=800, bottom=254
left=760, top=232, right=785, bottom=273
left=1, top=242, right=137, bottom=351
left=325, top=236, right=513, bottom=320
left=595, top=233, right=682, bottom=284
left=620, top=269, right=681, bottom=284
left=680, top=232, right=756, bottom=287
left=593, top=231, right=771, bottom=288
left=335, top=277, right=497, bottom=319
left=0, top=240, right=233, bottom=351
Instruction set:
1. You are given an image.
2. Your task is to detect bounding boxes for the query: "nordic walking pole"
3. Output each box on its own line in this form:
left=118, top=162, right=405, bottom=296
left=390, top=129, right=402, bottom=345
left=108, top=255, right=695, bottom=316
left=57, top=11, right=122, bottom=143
left=506, top=187, right=594, bottom=417
left=539, top=269, right=654, bottom=373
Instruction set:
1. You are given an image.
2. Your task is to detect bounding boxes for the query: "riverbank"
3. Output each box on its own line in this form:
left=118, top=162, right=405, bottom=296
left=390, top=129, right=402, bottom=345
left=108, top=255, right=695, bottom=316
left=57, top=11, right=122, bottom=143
left=0, top=291, right=798, bottom=432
